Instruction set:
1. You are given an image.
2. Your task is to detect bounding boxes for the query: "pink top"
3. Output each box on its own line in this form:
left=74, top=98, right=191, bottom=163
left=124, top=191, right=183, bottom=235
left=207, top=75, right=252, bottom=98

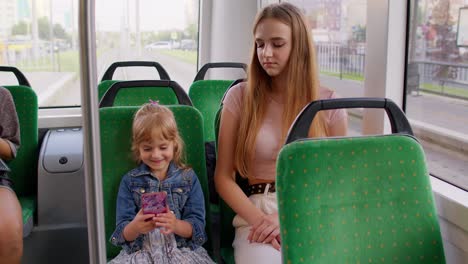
left=223, top=82, right=347, bottom=181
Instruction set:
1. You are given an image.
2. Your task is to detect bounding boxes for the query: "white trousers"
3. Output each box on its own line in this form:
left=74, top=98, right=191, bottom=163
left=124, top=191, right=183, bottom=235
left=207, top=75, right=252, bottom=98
left=232, top=185, right=281, bottom=264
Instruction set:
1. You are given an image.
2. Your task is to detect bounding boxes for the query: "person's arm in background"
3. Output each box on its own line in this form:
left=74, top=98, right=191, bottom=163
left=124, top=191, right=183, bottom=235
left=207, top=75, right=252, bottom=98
left=323, top=88, right=348, bottom=137
left=0, top=87, right=23, bottom=264
left=0, top=87, right=20, bottom=161
left=0, top=139, right=14, bottom=160
left=328, top=111, right=348, bottom=136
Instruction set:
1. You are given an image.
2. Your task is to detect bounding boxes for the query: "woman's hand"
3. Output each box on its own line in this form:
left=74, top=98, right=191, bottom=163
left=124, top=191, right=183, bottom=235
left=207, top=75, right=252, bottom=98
left=248, top=213, right=281, bottom=250
left=154, top=207, right=177, bottom=235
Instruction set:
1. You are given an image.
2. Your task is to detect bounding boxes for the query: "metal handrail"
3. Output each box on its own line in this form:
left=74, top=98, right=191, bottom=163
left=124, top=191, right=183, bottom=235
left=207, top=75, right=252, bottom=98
left=78, top=0, right=107, bottom=263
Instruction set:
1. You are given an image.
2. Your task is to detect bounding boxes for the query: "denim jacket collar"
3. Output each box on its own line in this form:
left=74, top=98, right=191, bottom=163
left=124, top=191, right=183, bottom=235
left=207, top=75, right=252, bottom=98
left=129, top=162, right=179, bottom=179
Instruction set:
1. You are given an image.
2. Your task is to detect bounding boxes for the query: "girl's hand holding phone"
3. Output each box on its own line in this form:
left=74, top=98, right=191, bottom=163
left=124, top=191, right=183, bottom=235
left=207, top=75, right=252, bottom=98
left=132, top=210, right=158, bottom=234
left=154, top=206, right=177, bottom=235
left=123, top=209, right=157, bottom=241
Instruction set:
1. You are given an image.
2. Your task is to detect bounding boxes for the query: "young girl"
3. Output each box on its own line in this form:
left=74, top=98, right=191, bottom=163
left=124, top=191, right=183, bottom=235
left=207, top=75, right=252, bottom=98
left=215, top=3, right=348, bottom=264
left=108, top=102, right=214, bottom=264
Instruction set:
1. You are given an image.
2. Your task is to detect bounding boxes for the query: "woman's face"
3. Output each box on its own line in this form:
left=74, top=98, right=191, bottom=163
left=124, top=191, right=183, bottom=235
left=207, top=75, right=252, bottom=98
left=255, top=18, right=292, bottom=78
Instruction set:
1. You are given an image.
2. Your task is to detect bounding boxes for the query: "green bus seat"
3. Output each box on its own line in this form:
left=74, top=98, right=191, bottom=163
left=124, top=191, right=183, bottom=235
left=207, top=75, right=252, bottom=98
left=189, top=80, right=233, bottom=142
left=2, top=66, right=38, bottom=238
left=99, top=80, right=192, bottom=108
left=277, top=98, right=445, bottom=263
left=98, top=61, right=170, bottom=101
left=189, top=62, right=246, bottom=143
left=100, top=105, right=211, bottom=259
left=98, top=80, right=118, bottom=100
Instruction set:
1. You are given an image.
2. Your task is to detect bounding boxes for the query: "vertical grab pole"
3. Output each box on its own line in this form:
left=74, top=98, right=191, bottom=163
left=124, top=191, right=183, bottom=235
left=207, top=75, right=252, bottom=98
left=78, top=0, right=107, bottom=263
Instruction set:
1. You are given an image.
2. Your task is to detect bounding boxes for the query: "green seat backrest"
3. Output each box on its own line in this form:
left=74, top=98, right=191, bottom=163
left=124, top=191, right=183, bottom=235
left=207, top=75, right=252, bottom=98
left=189, top=80, right=233, bottom=142
left=109, top=87, right=178, bottom=106
left=4, top=85, right=38, bottom=197
left=99, top=81, right=179, bottom=106
left=277, top=135, right=445, bottom=263
left=100, top=105, right=211, bottom=258
left=98, top=80, right=119, bottom=100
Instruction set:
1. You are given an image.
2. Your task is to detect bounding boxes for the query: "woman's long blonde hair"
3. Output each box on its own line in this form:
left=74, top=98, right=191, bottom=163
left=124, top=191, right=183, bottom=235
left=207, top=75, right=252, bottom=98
left=235, top=2, right=328, bottom=178
left=131, top=103, right=187, bottom=169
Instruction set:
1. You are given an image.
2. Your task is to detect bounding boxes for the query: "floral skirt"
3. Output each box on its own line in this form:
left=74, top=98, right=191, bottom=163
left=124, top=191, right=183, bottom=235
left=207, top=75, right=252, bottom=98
left=108, top=229, right=214, bottom=264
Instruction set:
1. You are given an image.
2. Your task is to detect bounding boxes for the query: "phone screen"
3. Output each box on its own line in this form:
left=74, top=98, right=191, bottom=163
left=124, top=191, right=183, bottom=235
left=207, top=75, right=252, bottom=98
left=141, top=192, right=167, bottom=215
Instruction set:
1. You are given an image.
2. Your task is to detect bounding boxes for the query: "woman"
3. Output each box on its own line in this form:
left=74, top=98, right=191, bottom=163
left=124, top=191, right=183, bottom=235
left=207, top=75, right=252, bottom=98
left=215, top=3, right=348, bottom=263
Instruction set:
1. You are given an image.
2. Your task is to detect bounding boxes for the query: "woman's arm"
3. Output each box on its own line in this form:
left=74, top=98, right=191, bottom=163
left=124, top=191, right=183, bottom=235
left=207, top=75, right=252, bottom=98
left=328, top=113, right=348, bottom=136
left=215, top=108, right=265, bottom=225
left=328, top=107, right=348, bottom=137
left=322, top=88, right=348, bottom=137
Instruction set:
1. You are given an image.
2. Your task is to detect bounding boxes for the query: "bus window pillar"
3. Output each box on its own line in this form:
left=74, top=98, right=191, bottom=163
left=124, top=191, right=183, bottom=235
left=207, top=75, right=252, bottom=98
left=198, top=0, right=256, bottom=79
left=362, top=0, right=407, bottom=135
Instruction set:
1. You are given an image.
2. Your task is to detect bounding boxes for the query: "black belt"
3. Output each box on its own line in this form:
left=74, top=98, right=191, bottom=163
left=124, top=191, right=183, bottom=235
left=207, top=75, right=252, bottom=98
left=248, top=182, right=275, bottom=195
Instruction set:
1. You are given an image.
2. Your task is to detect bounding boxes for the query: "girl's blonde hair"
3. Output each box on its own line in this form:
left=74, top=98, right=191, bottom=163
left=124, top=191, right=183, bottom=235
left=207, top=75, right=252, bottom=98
left=235, top=2, right=328, bottom=178
left=131, top=103, right=187, bottom=169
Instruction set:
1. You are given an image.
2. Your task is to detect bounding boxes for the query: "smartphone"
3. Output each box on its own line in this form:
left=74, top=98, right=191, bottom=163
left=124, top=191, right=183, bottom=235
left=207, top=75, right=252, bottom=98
left=141, top=192, right=168, bottom=215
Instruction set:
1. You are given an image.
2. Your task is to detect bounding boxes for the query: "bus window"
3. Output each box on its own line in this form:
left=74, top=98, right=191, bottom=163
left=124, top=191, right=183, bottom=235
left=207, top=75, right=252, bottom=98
left=282, top=0, right=369, bottom=134
left=406, top=0, right=468, bottom=191
left=0, top=0, right=200, bottom=108
left=96, top=0, right=199, bottom=95
left=0, top=0, right=81, bottom=107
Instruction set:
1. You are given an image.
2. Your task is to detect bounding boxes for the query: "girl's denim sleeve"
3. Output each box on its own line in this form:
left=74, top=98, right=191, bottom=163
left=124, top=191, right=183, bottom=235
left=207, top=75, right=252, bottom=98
left=109, top=175, right=143, bottom=253
left=181, top=170, right=207, bottom=249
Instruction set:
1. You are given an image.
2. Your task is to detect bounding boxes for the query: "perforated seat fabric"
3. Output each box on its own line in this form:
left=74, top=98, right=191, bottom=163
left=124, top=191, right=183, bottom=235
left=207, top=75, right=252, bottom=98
left=276, top=135, right=445, bottom=263
left=100, top=105, right=211, bottom=258
left=4, top=85, right=38, bottom=237
left=189, top=80, right=233, bottom=142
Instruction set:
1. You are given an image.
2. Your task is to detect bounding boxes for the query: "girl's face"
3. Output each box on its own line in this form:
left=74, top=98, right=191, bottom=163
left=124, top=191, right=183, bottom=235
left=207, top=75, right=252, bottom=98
left=139, top=137, right=174, bottom=178
left=255, top=18, right=292, bottom=78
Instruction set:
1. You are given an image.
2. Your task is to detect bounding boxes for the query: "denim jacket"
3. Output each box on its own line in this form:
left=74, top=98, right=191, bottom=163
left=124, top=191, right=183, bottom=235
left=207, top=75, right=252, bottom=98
left=110, top=162, right=207, bottom=253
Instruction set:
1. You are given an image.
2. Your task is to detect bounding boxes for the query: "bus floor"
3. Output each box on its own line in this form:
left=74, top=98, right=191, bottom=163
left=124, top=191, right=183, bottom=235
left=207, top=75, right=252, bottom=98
left=22, top=225, right=88, bottom=264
